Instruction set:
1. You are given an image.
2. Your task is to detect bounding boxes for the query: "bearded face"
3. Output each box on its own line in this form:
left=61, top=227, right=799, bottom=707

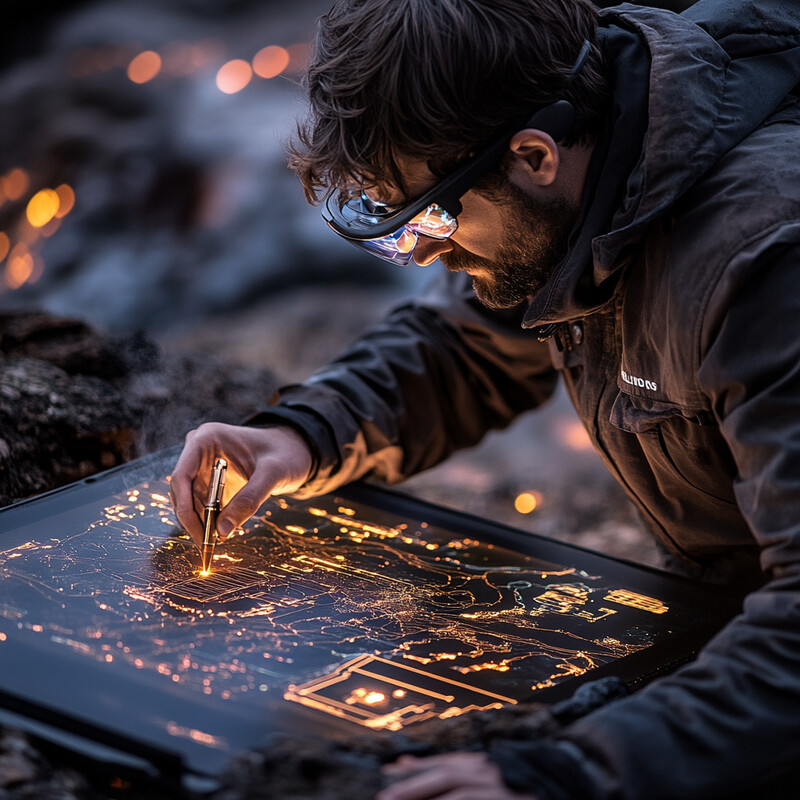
left=440, top=178, right=579, bottom=309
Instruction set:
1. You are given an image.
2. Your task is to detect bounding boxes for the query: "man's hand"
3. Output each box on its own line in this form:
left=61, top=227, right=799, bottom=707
left=377, top=752, right=540, bottom=800
left=170, top=422, right=313, bottom=548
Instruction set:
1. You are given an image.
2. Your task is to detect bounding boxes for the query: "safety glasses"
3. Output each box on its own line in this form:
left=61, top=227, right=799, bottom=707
left=321, top=41, right=590, bottom=266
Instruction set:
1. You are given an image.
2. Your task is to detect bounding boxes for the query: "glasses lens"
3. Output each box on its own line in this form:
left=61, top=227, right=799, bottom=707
left=339, top=189, right=394, bottom=226
left=347, top=227, right=418, bottom=266
left=406, top=204, right=458, bottom=240
left=332, top=191, right=456, bottom=265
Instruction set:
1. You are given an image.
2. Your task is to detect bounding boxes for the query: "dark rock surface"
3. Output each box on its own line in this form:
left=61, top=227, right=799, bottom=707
left=0, top=309, right=279, bottom=507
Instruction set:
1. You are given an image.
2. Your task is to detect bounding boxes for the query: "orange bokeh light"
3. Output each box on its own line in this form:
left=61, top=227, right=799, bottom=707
left=41, top=218, right=62, bottom=238
left=55, top=184, right=76, bottom=218
left=26, top=189, right=60, bottom=228
left=561, top=420, right=593, bottom=451
left=216, top=59, right=253, bottom=94
left=252, top=45, right=290, bottom=79
left=285, top=42, right=311, bottom=74
left=3, top=168, right=29, bottom=202
left=0, top=233, right=9, bottom=262
left=514, top=492, right=541, bottom=515
left=5, top=242, right=34, bottom=289
left=128, top=50, right=162, bottom=84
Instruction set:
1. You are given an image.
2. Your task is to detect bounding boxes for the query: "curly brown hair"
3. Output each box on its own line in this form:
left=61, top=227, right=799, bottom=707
left=288, top=0, right=609, bottom=203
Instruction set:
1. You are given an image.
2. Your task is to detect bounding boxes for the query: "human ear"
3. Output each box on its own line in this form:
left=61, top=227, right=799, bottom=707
left=508, top=129, right=560, bottom=187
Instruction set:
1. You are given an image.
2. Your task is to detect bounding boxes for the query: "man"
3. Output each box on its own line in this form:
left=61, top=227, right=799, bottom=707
left=171, top=0, right=800, bottom=796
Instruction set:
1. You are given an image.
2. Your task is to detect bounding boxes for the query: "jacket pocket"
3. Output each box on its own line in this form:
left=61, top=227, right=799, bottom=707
left=610, top=390, right=738, bottom=505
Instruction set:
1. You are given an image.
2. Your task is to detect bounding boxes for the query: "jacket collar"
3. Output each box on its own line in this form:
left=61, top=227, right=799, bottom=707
left=522, top=0, right=800, bottom=331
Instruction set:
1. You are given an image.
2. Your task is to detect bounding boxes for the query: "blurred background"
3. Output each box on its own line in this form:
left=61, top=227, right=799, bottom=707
left=0, top=0, right=696, bottom=566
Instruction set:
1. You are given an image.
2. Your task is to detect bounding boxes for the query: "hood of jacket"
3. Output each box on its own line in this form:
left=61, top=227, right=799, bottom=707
left=522, top=0, right=800, bottom=331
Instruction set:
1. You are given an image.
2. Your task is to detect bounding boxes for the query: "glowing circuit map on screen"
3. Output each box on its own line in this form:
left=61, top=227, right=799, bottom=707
left=0, top=469, right=686, bottom=736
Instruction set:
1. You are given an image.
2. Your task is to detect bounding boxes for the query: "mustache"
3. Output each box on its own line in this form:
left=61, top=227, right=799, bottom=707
left=440, top=242, right=489, bottom=273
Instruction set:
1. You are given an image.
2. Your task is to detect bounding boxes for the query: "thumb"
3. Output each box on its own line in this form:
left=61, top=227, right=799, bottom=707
left=216, top=470, right=277, bottom=536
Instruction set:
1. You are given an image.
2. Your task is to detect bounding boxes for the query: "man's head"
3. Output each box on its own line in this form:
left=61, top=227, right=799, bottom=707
left=289, top=0, right=608, bottom=306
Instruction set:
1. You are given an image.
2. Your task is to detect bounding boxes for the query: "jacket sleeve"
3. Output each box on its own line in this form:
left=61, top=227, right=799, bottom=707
left=251, top=270, right=559, bottom=496
left=494, top=229, right=800, bottom=800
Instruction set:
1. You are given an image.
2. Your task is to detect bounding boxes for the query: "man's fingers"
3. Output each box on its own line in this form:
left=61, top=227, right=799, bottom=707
left=378, top=765, right=464, bottom=800
left=169, top=422, right=315, bottom=547
left=216, top=467, right=276, bottom=536
left=383, top=754, right=457, bottom=774
left=377, top=752, right=532, bottom=800
left=170, top=438, right=209, bottom=546
left=172, top=485, right=205, bottom=546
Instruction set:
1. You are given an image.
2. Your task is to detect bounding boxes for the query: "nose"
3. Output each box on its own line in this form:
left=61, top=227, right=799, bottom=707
left=412, top=235, right=453, bottom=267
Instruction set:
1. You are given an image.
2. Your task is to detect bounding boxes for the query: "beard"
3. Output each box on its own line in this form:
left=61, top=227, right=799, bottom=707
left=441, top=181, right=579, bottom=310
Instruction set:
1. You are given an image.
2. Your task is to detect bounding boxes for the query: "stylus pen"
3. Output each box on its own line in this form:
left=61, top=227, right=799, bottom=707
left=201, top=458, right=227, bottom=574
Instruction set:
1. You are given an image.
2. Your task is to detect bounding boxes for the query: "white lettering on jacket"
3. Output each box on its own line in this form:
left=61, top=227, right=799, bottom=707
left=621, top=369, right=658, bottom=392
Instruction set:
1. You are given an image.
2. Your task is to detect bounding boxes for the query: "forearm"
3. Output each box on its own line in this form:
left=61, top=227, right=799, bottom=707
left=256, top=273, right=559, bottom=496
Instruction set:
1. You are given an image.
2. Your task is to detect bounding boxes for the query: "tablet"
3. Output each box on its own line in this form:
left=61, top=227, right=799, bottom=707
left=0, top=446, right=740, bottom=790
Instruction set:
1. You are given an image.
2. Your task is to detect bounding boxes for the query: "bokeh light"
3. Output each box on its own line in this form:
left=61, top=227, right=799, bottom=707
left=2, top=169, right=29, bottom=202
left=26, top=189, right=61, bottom=228
left=5, top=243, right=34, bottom=289
left=561, top=420, right=593, bottom=451
left=514, top=492, right=541, bottom=515
left=285, top=42, right=311, bottom=74
left=54, top=184, right=76, bottom=218
left=216, top=59, right=253, bottom=93
left=252, top=45, right=290, bottom=79
left=127, top=51, right=162, bottom=84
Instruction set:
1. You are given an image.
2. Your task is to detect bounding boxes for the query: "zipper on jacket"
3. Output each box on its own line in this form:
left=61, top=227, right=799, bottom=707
left=535, top=323, right=560, bottom=342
